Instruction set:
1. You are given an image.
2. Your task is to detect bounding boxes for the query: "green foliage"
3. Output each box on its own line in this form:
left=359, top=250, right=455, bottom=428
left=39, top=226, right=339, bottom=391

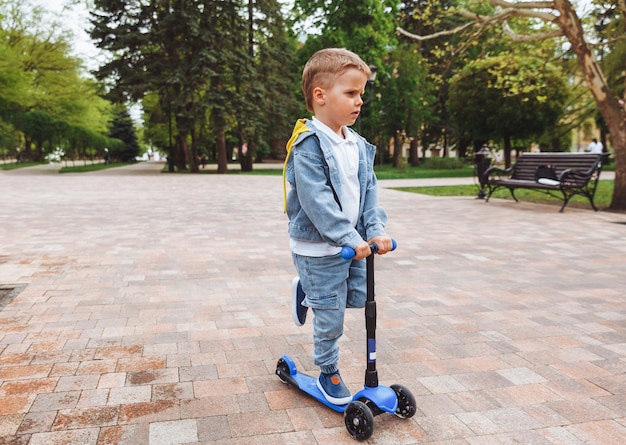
left=92, top=0, right=299, bottom=172
left=0, top=0, right=115, bottom=161
left=421, top=156, right=468, bottom=169
left=108, top=108, right=140, bottom=162
left=591, top=1, right=626, bottom=100
left=294, top=0, right=397, bottom=58
left=377, top=45, right=436, bottom=138
left=447, top=55, right=569, bottom=144
left=294, top=0, right=398, bottom=84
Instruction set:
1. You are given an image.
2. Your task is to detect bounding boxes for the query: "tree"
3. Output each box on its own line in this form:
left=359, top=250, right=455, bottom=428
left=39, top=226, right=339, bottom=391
left=236, top=0, right=300, bottom=169
left=108, top=108, right=140, bottom=162
left=91, top=0, right=298, bottom=173
left=0, top=0, right=114, bottom=161
left=293, top=0, right=400, bottom=142
left=377, top=45, right=436, bottom=167
left=16, top=111, right=56, bottom=161
left=396, top=0, right=483, bottom=160
left=398, top=0, right=626, bottom=211
left=91, top=0, right=221, bottom=172
left=447, top=54, right=568, bottom=166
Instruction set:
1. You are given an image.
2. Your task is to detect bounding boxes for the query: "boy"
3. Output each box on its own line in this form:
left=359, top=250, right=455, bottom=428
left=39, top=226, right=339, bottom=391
left=282, top=48, right=393, bottom=405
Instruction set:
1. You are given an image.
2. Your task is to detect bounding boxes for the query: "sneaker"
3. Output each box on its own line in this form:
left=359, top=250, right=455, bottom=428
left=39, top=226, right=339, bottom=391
left=292, top=277, right=308, bottom=326
left=317, top=371, right=352, bottom=405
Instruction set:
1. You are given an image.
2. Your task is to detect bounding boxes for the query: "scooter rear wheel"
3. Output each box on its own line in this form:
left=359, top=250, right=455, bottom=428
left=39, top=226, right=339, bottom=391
left=344, top=400, right=374, bottom=441
left=275, top=358, right=290, bottom=383
left=391, top=384, right=417, bottom=419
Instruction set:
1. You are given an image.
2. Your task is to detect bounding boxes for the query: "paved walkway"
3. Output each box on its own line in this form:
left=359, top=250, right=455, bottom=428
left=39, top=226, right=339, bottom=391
left=1, top=162, right=625, bottom=444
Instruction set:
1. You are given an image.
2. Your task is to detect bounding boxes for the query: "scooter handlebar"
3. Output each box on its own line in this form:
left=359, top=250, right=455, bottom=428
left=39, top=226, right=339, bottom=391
left=341, top=239, right=397, bottom=260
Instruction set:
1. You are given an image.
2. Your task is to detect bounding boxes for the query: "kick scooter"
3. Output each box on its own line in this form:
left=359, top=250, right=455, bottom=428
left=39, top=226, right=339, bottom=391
left=276, top=241, right=416, bottom=441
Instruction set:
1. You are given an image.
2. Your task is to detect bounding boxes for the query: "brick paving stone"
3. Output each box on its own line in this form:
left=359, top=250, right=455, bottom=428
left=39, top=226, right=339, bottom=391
left=1, top=162, right=625, bottom=443
left=196, top=415, right=231, bottom=442
left=229, top=411, right=293, bottom=438
left=567, top=419, right=626, bottom=445
left=97, top=424, right=150, bottom=445
left=117, top=400, right=180, bottom=424
left=0, top=377, right=58, bottom=397
left=152, top=382, right=194, bottom=402
left=149, top=419, right=198, bottom=445
left=16, top=411, right=56, bottom=435
left=28, top=428, right=100, bottom=445
left=54, top=373, right=101, bottom=392
left=0, top=414, right=25, bottom=436
left=29, top=391, right=80, bottom=412
left=76, top=388, right=111, bottom=408
left=51, top=406, right=119, bottom=430
left=108, top=385, right=152, bottom=406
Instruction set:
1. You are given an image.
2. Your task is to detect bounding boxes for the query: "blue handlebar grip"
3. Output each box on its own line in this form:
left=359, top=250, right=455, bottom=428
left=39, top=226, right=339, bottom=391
left=341, top=246, right=356, bottom=260
left=341, top=239, right=397, bottom=260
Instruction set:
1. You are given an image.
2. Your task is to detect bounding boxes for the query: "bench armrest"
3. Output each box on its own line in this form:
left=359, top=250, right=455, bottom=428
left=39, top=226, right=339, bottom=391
left=484, top=165, right=513, bottom=180
left=559, top=154, right=605, bottom=182
left=559, top=168, right=592, bottom=181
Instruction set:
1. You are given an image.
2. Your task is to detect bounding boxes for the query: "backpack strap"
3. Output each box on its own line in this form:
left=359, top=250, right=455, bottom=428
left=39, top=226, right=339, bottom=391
left=282, top=119, right=311, bottom=212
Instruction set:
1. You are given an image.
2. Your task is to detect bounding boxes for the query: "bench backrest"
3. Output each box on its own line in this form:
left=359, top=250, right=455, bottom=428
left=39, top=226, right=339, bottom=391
left=511, top=153, right=605, bottom=181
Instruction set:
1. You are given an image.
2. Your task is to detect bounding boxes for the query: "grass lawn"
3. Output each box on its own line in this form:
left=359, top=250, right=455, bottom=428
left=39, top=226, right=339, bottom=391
left=394, top=180, right=615, bottom=210
left=374, top=164, right=474, bottom=180
left=1, top=161, right=42, bottom=170
left=217, top=163, right=475, bottom=179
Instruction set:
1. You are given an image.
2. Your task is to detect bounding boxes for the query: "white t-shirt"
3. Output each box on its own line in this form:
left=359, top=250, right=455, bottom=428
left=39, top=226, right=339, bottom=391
left=290, top=118, right=360, bottom=257
left=587, top=141, right=603, bottom=154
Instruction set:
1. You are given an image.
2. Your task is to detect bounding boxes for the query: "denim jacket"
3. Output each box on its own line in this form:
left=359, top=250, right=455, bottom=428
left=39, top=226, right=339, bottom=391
left=283, top=119, right=387, bottom=250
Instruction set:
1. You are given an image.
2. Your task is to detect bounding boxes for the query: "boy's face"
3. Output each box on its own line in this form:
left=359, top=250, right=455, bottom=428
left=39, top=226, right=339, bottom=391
left=312, top=68, right=368, bottom=136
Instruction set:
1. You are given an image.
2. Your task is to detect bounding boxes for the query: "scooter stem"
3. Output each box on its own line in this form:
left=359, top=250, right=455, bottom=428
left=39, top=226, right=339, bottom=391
left=340, top=240, right=397, bottom=388
left=365, top=251, right=378, bottom=388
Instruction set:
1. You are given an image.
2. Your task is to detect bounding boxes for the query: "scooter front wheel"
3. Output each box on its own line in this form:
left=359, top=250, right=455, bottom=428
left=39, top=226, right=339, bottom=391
left=344, top=400, right=374, bottom=441
left=391, top=384, right=416, bottom=419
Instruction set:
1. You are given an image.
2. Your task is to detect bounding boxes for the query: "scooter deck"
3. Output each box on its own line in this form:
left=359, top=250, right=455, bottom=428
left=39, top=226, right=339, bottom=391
left=291, top=367, right=348, bottom=412
left=277, top=355, right=398, bottom=414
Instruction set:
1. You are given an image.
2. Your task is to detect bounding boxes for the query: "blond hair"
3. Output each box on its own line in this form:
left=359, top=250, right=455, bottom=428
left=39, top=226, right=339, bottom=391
left=301, top=48, right=371, bottom=112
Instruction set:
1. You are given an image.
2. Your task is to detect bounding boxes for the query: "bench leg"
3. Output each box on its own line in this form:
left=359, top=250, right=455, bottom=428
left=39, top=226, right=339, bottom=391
left=485, top=186, right=494, bottom=202
left=560, top=192, right=598, bottom=212
left=508, top=188, right=519, bottom=202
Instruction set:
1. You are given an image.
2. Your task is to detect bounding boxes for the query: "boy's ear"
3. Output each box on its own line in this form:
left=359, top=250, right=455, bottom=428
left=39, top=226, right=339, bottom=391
left=313, top=87, right=325, bottom=106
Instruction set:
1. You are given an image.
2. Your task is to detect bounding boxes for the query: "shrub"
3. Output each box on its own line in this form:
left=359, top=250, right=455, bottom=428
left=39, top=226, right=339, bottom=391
left=422, top=157, right=468, bottom=170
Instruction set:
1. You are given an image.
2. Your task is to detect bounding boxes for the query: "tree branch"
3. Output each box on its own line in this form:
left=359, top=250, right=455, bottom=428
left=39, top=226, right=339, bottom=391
left=396, top=21, right=477, bottom=41
left=502, top=20, right=563, bottom=41
left=490, top=0, right=555, bottom=10
left=459, top=6, right=557, bottom=23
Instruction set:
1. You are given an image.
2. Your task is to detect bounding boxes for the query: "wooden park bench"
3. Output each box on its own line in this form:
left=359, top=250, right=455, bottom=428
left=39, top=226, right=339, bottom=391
left=482, top=152, right=608, bottom=212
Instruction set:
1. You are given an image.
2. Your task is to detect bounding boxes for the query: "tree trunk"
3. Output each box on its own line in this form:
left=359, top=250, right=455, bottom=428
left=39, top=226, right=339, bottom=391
left=409, top=137, right=420, bottom=166
left=503, top=136, right=512, bottom=168
left=216, top=128, right=228, bottom=174
left=177, top=122, right=198, bottom=173
left=188, top=127, right=199, bottom=173
left=237, top=125, right=254, bottom=172
left=392, top=134, right=403, bottom=168
left=175, top=135, right=186, bottom=171
left=553, top=0, right=626, bottom=210
left=458, top=138, right=471, bottom=160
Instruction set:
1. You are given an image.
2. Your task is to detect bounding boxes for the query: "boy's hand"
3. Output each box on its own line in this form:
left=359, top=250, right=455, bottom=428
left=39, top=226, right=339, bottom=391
left=368, top=236, right=394, bottom=255
left=352, top=241, right=372, bottom=260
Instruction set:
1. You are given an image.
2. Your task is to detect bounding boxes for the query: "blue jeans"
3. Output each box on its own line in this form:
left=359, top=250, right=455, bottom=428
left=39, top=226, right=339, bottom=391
left=292, top=252, right=366, bottom=374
